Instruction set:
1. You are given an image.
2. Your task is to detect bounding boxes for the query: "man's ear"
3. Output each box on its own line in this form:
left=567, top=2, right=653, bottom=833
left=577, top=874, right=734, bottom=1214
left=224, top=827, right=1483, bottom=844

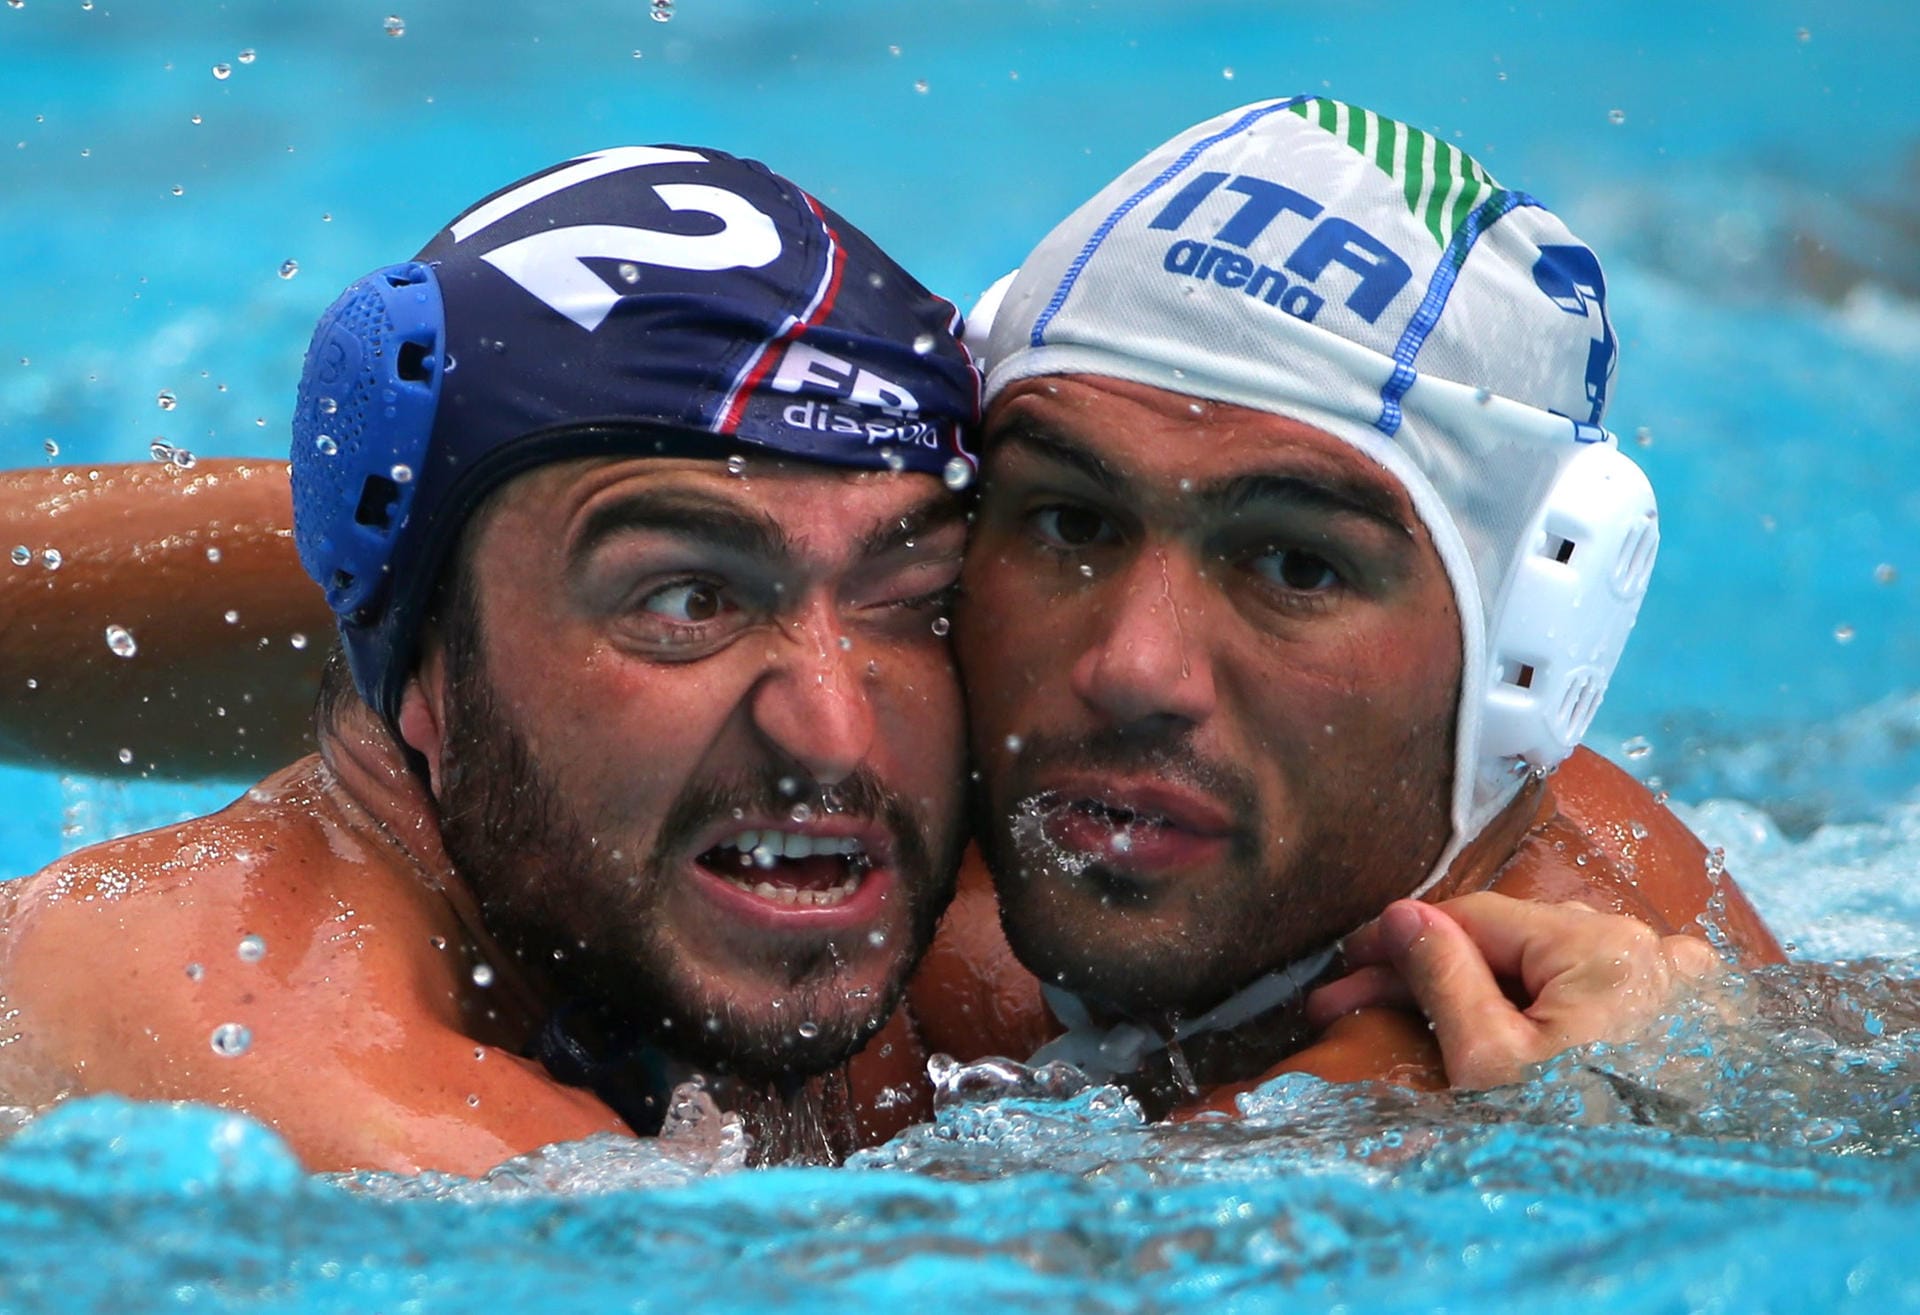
left=397, top=642, right=449, bottom=797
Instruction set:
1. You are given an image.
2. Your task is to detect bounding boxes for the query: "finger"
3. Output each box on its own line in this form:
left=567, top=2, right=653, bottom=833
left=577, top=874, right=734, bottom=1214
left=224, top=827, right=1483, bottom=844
left=1371, top=900, right=1537, bottom=1087
left=1303, top=964, right=1416, bottom=1028
left=1428, top=892, right=1612, bottom=988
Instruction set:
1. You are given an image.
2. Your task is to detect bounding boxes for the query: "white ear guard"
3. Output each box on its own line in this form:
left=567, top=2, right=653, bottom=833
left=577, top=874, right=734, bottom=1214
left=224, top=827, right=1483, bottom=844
left=1477, top=439, right=1657, bottom=779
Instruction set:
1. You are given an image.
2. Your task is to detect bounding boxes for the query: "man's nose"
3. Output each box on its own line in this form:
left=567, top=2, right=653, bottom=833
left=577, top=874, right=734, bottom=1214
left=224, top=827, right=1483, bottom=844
left=749, top=598, right=876, bottom=787
left=1069, top=547, right=1218, bottom=730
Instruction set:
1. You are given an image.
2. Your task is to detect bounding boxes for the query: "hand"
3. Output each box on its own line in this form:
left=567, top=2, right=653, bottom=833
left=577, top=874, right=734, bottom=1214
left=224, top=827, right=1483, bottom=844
left=1304, top=893, right=1720, bottom=1089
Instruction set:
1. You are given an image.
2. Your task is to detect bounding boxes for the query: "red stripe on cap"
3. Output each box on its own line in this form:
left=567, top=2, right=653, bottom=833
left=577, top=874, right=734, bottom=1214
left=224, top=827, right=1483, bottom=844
left=716, top=193, right=847, bottom=435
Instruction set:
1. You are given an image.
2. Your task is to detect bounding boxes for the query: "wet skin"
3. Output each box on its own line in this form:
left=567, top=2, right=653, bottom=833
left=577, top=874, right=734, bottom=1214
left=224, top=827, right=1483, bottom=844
left=397, top=456, right=969, bottom=1081
left=957, top=375, right=1463, bottom=1023
left=0, top=455, right=968, bottom=1172
left=0, top=446, right=1783, bottom=1168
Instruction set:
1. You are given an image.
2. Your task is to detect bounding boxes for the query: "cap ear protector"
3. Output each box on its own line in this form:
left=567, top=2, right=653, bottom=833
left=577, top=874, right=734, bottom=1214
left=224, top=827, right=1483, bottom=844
left=1476, top=438, right=1657, bottom=781
left=291, top=262, right=445, bottom=625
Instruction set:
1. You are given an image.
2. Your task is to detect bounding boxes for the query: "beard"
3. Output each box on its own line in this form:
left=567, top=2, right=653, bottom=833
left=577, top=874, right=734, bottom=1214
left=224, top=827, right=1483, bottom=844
left=974, top=719, right=1448, bottom=1020
left=431, top=639, right=960, bottom=1089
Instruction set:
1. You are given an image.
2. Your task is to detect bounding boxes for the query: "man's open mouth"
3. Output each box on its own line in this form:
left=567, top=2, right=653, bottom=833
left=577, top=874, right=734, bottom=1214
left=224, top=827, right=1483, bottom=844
left=694, top=829, right=875, bottom=909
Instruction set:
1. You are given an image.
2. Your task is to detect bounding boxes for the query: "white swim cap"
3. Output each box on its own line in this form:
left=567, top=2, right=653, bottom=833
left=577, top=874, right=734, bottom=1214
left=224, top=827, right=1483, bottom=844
left=978, top=96, right=1657, bottom=893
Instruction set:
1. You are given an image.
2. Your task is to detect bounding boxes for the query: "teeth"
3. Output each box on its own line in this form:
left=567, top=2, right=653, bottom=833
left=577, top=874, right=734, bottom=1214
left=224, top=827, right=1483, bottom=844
left=720, top=830, right=865, bottom=860
left=721, top=872, right=863, bottom=908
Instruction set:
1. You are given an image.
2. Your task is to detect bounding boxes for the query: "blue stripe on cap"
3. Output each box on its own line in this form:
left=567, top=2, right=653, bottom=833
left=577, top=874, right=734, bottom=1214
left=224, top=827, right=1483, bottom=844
left=1374, top=189, right=1542, bottom=435
left=1028, top=98, right=1308, bottom=349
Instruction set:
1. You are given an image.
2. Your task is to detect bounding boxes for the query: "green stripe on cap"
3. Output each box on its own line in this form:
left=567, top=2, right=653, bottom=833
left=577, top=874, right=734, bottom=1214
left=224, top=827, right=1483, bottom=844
left=1291, top=97, right=1508, bottom=249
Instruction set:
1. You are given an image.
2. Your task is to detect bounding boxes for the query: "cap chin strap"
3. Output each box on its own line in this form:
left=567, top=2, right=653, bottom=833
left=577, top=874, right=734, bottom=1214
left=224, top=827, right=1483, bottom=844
left=1029, top=946, right=1337, bottom=1085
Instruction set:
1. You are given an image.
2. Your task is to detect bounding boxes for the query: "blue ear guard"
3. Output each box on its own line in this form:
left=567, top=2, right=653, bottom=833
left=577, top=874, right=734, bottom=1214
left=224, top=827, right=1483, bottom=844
left=289, top=262, right=445, bottom=624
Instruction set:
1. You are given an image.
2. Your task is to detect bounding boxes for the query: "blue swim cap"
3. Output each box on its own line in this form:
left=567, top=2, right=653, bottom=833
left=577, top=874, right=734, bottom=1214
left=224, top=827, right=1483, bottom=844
left=291, top=146, right=979, bottom=723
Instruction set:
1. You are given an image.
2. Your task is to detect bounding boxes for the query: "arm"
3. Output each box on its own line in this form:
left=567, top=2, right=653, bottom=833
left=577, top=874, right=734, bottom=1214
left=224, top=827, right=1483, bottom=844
left=0, top=460, right=331, bottom=777
left=1173, top=893, right=1717, bottom=1116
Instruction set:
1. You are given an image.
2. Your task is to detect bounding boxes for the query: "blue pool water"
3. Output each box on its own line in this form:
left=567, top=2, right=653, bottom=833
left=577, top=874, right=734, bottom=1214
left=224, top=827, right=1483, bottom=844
left=3, top=1, right=1920, bottom=1309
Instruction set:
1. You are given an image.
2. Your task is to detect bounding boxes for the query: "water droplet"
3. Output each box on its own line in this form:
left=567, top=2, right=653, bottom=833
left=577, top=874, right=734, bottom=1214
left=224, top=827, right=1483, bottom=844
left=156, top=388, right=177, bottom=411
left=170, top=185, right=185, bottom=197
left=205, top=546, right=221, bottom=563
left=317, top=395, right=338, bottom=416
left=40, top=548, right=61, bottom=570
left=912, top=332, right=935, bottom=355
left=725, top=454, right=747, bottom=477
left=209, top=1023, right=252, bottom=1057
left=631, top=49, right=643, bottom=59
left=888, top=44, right=901, bottom=56
left=913, top=79, right=930, bottom=94
left=170, top=447, right=196, bottom=470
left=237, top=934, right=266, bottom=962
left=116, top=747, right=133, bottom=765
left=289, top=632, right=308, bottom=650
left=789, top=803, right=813, bottom=824
left=314, top=434, right=337, bottom=456
left=1796, top=27, right=1811, bottom=42
left=649, top=0, right=672, bottom=20
left=1629, top=821, right=1650, bottom=841
left=777, top=776, right=800, bottom=798
left=4, top=2, right=23, bottom=10
left=617, top=261, right=641, bottom=284
left=383, top=14, right=405, bottom=36
left=223, top=609, right=240, bottom=624
left=1874, top=563, right=1898, bottom=585
left=1635, top=426, right=1654, bottom=448
left=866, top=928, right=888, bottom=948
left=882, top=448, right=906, bottom=473
left=185, top=962, right=204, bottom=981
left=1221, top=66, right=1235, bottom=80
left=466, top=1093, right=480, bottom=1107
left=104, top=625, right=138, bottom=658
left=8, top=545, right=28, bottom=567
left=212, top=63, right=232, bottom=80
left=237, top=48, right=256, bottom=64
left=278, top=258, right=299, bottom=279
left=42, top=438, right=58, bottom=458
left=1834, top=623, right=1856, bottom=645
left=941, top=457, right=973, bottom=491
left=471, top=962, right=495, bottom=987
left=930, top=616, right=951, bottom=637
left=1473, top=387, right=1493, bottom=405
left=1004, top=734, right=1024, bottom=753
left=797, top=1021, right=820, bottom=1039
left=1607, top=109, right=1627, bottom=125
left=190, top=114, right=202, bottom=125
left=150, top=440, right=175, bottom=463
left=389, top=463, right=413, bottom=484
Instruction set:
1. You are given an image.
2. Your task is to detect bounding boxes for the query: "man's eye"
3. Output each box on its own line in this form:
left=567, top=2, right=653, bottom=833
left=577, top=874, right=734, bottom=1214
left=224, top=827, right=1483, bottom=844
left=641, top=580, right=727, bottom=622
left=1251, top=548, right=1340, bottom=592
left=1031, top=504, right=1115, bottom=549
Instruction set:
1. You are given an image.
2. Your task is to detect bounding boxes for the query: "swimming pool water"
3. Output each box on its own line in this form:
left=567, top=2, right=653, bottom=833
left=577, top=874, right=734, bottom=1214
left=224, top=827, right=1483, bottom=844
left=2, top=2, right=1918, bottom=1310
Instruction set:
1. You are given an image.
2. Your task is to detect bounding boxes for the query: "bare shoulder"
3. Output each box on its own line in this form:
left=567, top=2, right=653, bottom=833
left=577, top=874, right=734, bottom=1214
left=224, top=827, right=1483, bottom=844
left=2, top=756, right=626, bottom=1173
left=905, top=845, right=1056, bottom=1063
left=1487, top=747, right=1785, bottom=964
left=4, top=757, right=432, bottom=1088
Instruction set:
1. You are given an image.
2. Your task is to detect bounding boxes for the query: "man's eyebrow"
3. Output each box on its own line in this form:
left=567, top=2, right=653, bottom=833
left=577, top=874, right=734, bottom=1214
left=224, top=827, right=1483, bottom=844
left=1202, top=472, right=1416, bottom=538
left=569, top=488, right=792, bottom=564
left=992, top=422, right=1411, bottom=535
left=855, top=490, right=970, bottom=559
left=989, top=424, right=1134, bottom=500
